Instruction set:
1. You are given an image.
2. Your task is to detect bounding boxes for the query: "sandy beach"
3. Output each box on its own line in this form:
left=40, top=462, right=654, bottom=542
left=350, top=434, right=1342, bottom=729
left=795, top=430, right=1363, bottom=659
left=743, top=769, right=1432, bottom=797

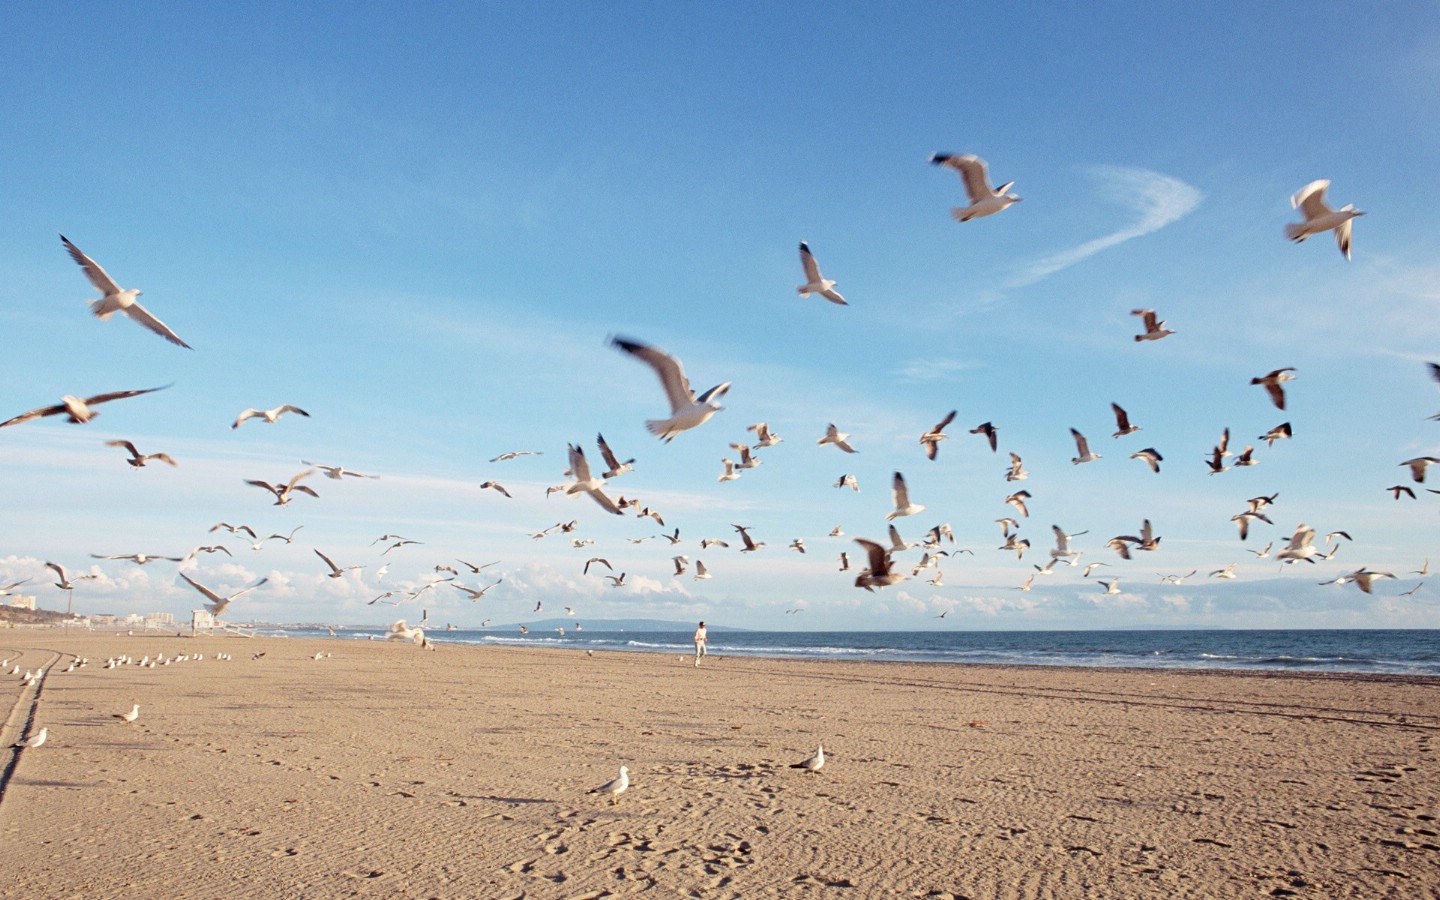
left=1, top=631, right=1437, bottom=898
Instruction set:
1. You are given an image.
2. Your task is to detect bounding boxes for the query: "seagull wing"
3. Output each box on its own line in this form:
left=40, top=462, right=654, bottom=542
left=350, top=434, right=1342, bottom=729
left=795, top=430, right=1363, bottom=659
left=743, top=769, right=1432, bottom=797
left=587, top=486, right=624, bottom=515
left=177, top=571, right=225, bottom=606
left=60, top=235, right=123, bottom=295
left=119, top=301, right=191, bottom=348
left=314, top=549, right=342, bottom=575
left=85, top=385, right=170, bottom=407
left=596, top=433, right=621, bottom=470
left=569, top=444, right=594, bottom=482
left=891, top=472, right=911, bottom=510
left=610, top=337, right=695, bottom=414
left=799, top=241, right=823, bottom=283
left=1111, top=403, right=1131, bottom=433
left=1071, top=428, right=1091, bottom=457
left=1292, top=180, right=1333, bottom=219
left=855, top=538, right=891, bottom=575
left=932, top=409, right=956, bottom=434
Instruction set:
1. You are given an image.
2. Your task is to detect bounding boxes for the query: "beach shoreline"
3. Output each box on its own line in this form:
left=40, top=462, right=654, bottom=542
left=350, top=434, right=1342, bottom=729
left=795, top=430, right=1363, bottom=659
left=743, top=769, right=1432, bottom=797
left=2, top=632, right=1437, bottom=898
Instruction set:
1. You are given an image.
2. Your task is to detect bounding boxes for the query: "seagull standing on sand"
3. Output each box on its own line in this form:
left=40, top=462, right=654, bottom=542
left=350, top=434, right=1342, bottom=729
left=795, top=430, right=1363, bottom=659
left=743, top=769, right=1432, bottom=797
left=114, top=704, right=140, bottom=723
left=13, top=727, right=47, bottom=749
left=790, top=745, right=825, bottom=772
left=796, top=241, right=848, bottom=305
left=60, top=234, right=191, bottom=348
left=930, top=153, right=1020, bottom=221
left=590, top=766, right=629, bottom=803
left=1286, top=179, right=1363, bottom=259
left=232, top=405, right=310, bottom=429
left=609, top=337, right=731, bottom=442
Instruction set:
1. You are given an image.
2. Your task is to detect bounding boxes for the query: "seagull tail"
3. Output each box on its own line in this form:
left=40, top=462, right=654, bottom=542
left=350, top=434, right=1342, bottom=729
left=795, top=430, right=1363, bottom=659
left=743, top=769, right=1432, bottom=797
left=645, top=418, right=676, bottom=440
left=89, top=298, right=121, bottom=319
left=1284, top=222, right=1308, bottom=242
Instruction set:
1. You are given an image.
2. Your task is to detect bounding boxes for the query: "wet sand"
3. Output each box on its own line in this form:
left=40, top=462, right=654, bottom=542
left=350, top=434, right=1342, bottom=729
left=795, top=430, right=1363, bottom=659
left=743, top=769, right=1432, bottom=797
left=2, top=631, right=1437, bottom=898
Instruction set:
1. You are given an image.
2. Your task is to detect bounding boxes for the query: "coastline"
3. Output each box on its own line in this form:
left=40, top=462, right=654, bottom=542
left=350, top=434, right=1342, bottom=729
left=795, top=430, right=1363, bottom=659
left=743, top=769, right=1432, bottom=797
left=3, top=632, right=1437, bottom=897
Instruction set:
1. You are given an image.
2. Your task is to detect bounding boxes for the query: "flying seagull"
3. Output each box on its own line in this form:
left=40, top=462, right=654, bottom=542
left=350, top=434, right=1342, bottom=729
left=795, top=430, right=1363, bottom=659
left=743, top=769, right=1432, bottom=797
left=60, top=234, right=191, bottom=348
left=0, top=385, right=169, bottom=429
left=1130, top=447, right=1163, bottom=473
left=44, top=562, right=98, bottom=591
left=1400, top=457, right=1440, bottom=483
left=314, top=549, right=364, bottom=579
left=887, top=471, right=926, bottom=520
left=178, top=571, right=268, bottom=618
left=748, top=422, right=782, bottom=448
left=818, top=423, right=857, bottom=453
left=796, top=241, right=848, bottom=305
left=970, top=422, right=998, bottom=452
left=1070, top=428, right=1101, bottom=464
left=1110, top=403, right=1140, bottom=437
left=106, top=439, right=177, bottom=468
left=929, top=153, right=1020, bottom=221
left=233, top=405, right=309, bottom=429
left=489, top=450, right=542, bottom=462
left=245, top=469, right=318, bottom=506
left=1286, top=179, right=1363, bottom=260
left=920, top=410, right=957, bottom=460
left=1259, top=422, right=1293, bottom=446
left=1131, top=309, right=1174, bottom=342
left=596, top=433, right=634, bottom=478
left=609, top=336, right=730, bottom=441
left=563, top=444, right=624, bottom=514
left=853, top=539, right=904, bottom=591
left=301, top=461, right=377, bottom=480
left=1251, top=368, right=1296, bottom=410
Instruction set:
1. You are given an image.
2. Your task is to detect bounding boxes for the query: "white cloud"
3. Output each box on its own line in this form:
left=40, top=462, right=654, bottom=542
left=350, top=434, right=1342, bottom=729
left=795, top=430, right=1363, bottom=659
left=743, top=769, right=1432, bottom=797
left=1007, top=166, right=1203, bottom=288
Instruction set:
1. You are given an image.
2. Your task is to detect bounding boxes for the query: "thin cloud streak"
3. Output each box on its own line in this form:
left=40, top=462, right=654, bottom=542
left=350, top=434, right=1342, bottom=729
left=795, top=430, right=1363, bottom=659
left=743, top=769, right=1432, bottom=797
left=1007, top=166, right=1203, bottom=288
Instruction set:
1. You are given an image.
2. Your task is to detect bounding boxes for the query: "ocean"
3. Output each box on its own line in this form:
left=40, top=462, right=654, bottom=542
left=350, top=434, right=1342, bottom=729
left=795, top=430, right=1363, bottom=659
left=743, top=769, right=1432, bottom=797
left=266, top=627, right=1440, bottom=676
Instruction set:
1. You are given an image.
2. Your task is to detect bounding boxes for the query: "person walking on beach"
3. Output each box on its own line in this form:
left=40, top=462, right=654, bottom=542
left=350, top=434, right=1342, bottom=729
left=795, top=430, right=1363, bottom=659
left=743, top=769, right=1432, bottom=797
left=693, top=621, right=707, bottom=667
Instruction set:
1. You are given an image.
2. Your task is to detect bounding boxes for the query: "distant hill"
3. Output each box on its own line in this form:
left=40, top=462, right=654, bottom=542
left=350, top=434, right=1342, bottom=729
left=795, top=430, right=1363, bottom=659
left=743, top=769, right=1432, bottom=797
left=0, top=605, right=74, bottom=627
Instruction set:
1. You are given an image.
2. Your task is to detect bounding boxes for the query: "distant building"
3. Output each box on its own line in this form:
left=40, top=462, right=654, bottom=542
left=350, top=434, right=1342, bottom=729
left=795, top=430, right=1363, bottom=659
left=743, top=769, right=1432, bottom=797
left=144, top=612, right=174, bottom=628
left=7, top=594, right=36, bottom=611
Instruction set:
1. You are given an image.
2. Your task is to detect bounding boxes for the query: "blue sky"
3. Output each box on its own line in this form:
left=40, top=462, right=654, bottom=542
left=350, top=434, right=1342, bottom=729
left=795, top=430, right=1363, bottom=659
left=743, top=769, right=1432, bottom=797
left=2, top=3, right=1438, bottom=630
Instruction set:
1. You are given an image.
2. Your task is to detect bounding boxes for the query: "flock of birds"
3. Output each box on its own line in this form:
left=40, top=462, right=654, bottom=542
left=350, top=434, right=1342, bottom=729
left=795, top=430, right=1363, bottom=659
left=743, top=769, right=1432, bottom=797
left=0, top=155, right=1432, bottom=640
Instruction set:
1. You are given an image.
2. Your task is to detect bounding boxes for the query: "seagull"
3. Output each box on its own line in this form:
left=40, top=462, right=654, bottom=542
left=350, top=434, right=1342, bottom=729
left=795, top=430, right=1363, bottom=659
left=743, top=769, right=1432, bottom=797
left=838, top=552, right=850, bottom=572
left=232, top=405, right=310, bottom=429
left=1131, top=309, right=1174, bottom=342
left=1005, top=490, right=1031, bottom=517
left=1231, top=511, right=1273, bottom=540
left=245, top=469, right=319, bottom=506
left=314, top=549, right=363, bottom=579
left=1251, top=368, right=1297, bottom=410
left=381, top=539, right=422, bottom=555
left=788, top=539, right=806, bottom=554
left=590, top=765, right=629, bottom=803
left=1247, top=541, right=1273, bottom=559
left=699, top=538, right=730, bottom=550
left=386, top=619, right=427, bottom=646
left=0, top=385, right=169, bottom=429
left=301, top=461, right=377, bottom=480
left=1097, top=578, right=1123, bottom=595
left=796, top=241, right=847, bottom=305
left=1110, top=403, right=1140, bottom=437
left=563, top=444, right=624, bottom=514
left=790, top=745, right=825, bottom=772
left=1205, top=447, right=1231, bottom=476
left=969, top=422, right=998, bottom=452
left=178, top=571, right=268, bottom=617
left=718, top=457, right=741, bottom=482
left=920, top=410, right=956, bottom=460
left=1209, top=563, right=1238, bottom=580
left=887, top=524, right=916, bottom=553
left=114, top=704, right=140, bottom=723
left=1130, top=447, right=1163, bottom=473
left=998, top=534, right=1030, bottom=559
left=604, top=573, right=627, bottom=588
left=456, top=559, right=499, bottom=574
left=44, top=562, right=98, bottom=590
left=609, top=336, right=730, bottom=442
left=1323, top=569, right=1397, bottom=594
left=930, top=153, right=1020, bottom=221
left=452, top=578, right=503, bottom=601
left=1158, top=570, right=1197, bottom=585
left=1050, top=524, right=1087, bottom=559
left=60, top=234, right=191, bottom=348
left=0, top=578, right=32, bottom=596
left=748, top=422, right=783, bottom=448
left=1400, top=457, right=1440, bottom=483
left=209, top=522, right=257, bottom=539
left=733, top=524, right=765, bottom=553
left=1234, top=446, right=1258, bottom=467
left=1400, top=582, right=1424, bottom=598
left=1015, top=574, right=1035, bottom=592
left=583, top=557, right=612, bottom=575
left=833, top=473, right=860, bottom=491
left=90, top=552, right=183, bottom=565
left=1260, top=423, right=1293, bottom=446
left=730, top=443, right=762, bottom=469
left=818, top=423, right=857, bottom=453
left=1005, top=452, right=1028, bottom=482
left=1286, top=179, right=1363, bottom=259
left=671, top=555, right=689, bottom=575
left=996, top=517, right=1019, bottom=536
left=1277, top=524, right=1320, bottom=563
left=693, top=560, right=711, bottom=580
left=1413, top=559, right=1430, bottom=576
left=1082, top=562, right=1108, bottom=577
left=829, top=525, right=844, bottom=537
left=106, top=439, right=177, bottom=468
left=1070, top=428, right=1101, bottom=464
left=886, top=471, right=925, bottom=520
left=854, top=539, right=904, bottom=591
left=595, top=433, right=634, bottom=478
left=1247, top=493, right=1279, bottom=512
left=478, top=480, right=512, bottom=498
left=13, top=727, right=47, bottom=749
left=489, top=450, right=542, bottom=462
